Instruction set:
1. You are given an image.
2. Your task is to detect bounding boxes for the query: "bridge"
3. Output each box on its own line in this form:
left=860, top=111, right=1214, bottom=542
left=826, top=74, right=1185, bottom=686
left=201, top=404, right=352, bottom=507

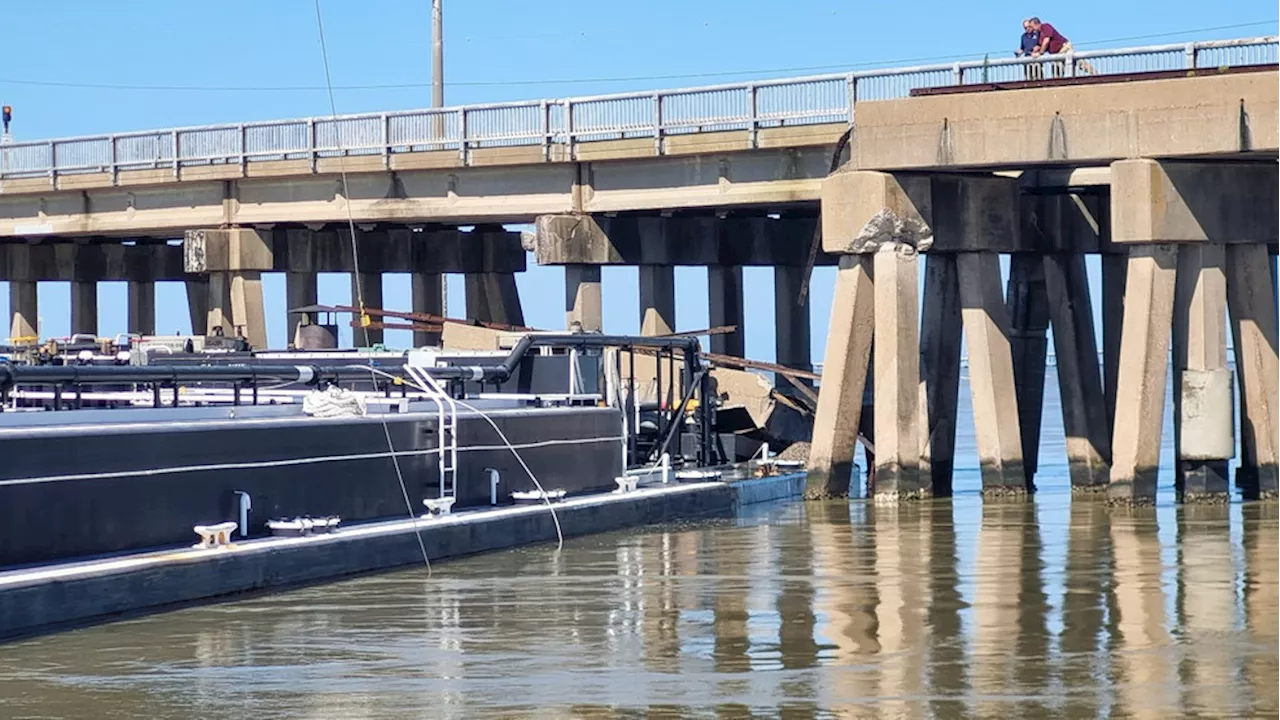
left=1, top=36, right=1278, bottom=506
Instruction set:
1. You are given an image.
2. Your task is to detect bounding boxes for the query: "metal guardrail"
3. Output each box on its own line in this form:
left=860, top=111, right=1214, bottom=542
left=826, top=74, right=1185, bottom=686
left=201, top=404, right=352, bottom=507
left=1, top=36, right=1275, bottom=183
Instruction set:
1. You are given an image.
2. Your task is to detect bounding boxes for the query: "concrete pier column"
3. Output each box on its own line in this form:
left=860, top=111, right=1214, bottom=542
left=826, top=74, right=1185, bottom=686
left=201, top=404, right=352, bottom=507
left=919, top=253, right=963, bottom=497
left=873, top=245, right=927, bottom=501
left=1044, top=253, right=1111, bottom=492
left=1101, top=251, right=1128, bottom=436
left=411, top=271, right=443, bottom=346
left=957, top=252, right=1027, bottom=498
left=206, top=273, right=234, bottom=338
left=351, top=272, right=384, bottom=346
left=8, top=281, right=37, bottom=342
left=1226, top=244, right=1280, bottom=500
left=708, top=265, right=745, bottom=357
left=1006, top=253, right=1050, bottom=492
left=127, top=280, right=156, bottom=336
left=483, top=273, right=525, bottom=328
left=1108, top=244, right=1178, bottom=506
left=1171, top=245, right=1233, bottom=502
left=773, top=265, right=812, bottom=386
left=464, top=273, right=492, bottom=323
left=186, top=278, right=209, bottom=336
left=806, top=255, right=875, bottom=499
left=286, top=272, right=319, bottom=347
left=638, top=265, right=676, bottom=336
left=70, top=281, right=98, bottom=337
left=564, top=265, right=602, bottom=332
left=230, top=272, right=268, bottom=349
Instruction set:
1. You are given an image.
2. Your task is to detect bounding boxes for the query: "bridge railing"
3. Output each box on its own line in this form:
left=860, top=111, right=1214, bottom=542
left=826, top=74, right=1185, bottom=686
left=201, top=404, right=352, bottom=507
left=1, top=36, right=1275, bottom=182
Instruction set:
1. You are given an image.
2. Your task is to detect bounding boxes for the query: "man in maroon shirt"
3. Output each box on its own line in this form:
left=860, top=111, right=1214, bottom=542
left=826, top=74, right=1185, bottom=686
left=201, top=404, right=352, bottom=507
left=1028, top=17, right=1095, bottom=75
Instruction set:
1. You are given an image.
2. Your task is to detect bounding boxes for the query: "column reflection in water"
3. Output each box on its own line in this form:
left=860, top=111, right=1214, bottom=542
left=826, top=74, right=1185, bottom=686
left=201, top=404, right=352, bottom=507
left=1243, top=503, right=1279, bottom=715
left=872, top=503, right=933, bottom=718
left=923, top=501, right=968, bottom=720
left=1109, top=511, right=1179, bottom=719
left=1060, top=499, right=1112, bottom=718
left=808, top=501, right=879, bottom=713
left=1176, top=505, right=1243, bottom=717
left=969, top=501, right=1050, bottom=717
left=642, top=530, right=683, bottom=673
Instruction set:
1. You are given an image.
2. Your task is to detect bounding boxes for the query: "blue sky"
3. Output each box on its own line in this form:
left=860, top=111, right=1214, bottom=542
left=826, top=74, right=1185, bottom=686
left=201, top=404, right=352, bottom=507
left=1, top=1, right=1275, bottom=353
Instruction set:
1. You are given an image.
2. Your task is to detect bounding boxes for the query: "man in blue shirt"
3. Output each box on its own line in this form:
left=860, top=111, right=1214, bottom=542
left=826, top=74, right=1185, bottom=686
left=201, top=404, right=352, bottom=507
left=1017, top=19, right=1043, bottom=80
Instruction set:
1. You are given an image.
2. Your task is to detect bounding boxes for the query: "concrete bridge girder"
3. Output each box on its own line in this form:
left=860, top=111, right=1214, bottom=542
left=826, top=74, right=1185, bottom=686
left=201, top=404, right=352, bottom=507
left=0, top=145, right=839, bottom=241
left=852, top=70, right=1278, bottom=171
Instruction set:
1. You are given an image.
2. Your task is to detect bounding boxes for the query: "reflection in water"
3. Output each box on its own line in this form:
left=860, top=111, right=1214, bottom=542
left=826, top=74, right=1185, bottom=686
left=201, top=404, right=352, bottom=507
left=0, top=495, right=1275, bottom=718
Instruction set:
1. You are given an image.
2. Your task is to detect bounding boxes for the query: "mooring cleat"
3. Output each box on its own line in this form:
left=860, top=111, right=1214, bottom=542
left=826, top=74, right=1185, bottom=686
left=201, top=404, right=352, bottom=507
left=192, top=521, right=238, bottom=549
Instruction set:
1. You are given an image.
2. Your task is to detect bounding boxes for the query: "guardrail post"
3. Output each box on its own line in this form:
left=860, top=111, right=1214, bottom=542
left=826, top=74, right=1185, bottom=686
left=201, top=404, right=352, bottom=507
left=109, top=135, right=118, bottom=186
left=746, top=85, right=758, bottom=149
left=171, top=130, right=180, bottom=178
left=563, top=99, right=574, bottom=161
left=541, top=100, right=551, bottom=161
left=846, top=75, right=857, bottom=125
left=381, top=113, right=390, bottom=169
left=952, top=62, right=963, bottom=85
left=1066, top=52, right=1077, bottom=77
left=48, top=140, right=56, bottom=188
left=458, top=108, right=468, bottom=165
left=307, top=118, right=316, bottom=173
left=653, top=92, right=664, bottom=155
left=1184, top=42, right=1197, bottom=69
left=238, top=123, right=246, bottom=173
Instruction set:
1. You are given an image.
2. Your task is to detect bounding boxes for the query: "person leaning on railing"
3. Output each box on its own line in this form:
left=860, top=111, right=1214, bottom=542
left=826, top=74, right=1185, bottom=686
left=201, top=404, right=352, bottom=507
left=1016, top=19, right=1043, bottom=80
left=1028, top=17, right=1096, bottom=76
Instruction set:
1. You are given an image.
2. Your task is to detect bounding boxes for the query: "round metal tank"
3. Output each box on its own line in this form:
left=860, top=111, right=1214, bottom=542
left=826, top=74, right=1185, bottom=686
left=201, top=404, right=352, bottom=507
left=296, top=324, right=338, bottom=350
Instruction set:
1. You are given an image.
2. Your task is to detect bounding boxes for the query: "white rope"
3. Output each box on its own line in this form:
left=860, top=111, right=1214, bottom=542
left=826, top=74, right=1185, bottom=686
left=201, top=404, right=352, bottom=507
left=301, top=386, right=368, bottom=418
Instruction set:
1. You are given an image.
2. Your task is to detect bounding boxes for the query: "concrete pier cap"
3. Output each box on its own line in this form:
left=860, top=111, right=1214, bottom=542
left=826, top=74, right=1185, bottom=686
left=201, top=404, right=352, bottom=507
left=820, top=170, right=1021, bottom=254
left=1110, top=159, right=1279, bottom=245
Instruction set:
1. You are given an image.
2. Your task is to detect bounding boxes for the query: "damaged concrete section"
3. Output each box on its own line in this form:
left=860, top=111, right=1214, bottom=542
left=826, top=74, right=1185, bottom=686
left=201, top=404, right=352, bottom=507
left=821, top=170, right=1020, bottom=253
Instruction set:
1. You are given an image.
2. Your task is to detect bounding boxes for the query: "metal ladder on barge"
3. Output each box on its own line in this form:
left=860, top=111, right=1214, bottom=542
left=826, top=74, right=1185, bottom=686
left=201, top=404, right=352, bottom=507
left=405, top=365, right=458, bottom=501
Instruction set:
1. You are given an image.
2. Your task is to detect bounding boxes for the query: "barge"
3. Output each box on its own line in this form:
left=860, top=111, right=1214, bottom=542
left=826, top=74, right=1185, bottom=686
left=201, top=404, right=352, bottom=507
left=0, top=332, right=805, bottom=640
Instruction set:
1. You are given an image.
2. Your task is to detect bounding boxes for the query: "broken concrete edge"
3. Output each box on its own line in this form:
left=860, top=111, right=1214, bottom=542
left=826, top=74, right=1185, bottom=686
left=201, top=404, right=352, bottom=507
left=848, top=208, right=934, bottom=254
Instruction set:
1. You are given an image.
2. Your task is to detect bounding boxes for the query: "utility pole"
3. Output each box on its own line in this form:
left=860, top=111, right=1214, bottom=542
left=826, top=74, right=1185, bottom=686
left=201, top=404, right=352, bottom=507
left=432, top=0, right=448, bottom=319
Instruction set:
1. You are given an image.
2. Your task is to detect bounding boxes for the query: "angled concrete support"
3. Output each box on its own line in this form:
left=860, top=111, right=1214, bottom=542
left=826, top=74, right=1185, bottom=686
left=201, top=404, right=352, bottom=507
left=351, top=272, right=384, bottom=346
left=127, top=280, right=156, bottom=336
left=185, top=278, right=209, bottom=336
left=286, top=272, right=319, bottom=347
left=8, top=281, right=37, bottom=342
left=806, top=255, right=874, bottom=499
left=411, top=271, right=443, bottom=347
left=1109, top=244, right=1179, bottom=506
left=70, top=281, right=98, bottom=337
left=1006, top=253, right=1050, bottom=492
left=919, top=253, right=962, bottom=497
left=1044, top=253, right=1111, bottom=492
left=773, top=265, right=812, bottom=387
left=465, top=273, right=492, bottom=324
left=957, top=252, right=1027, bottom=498
left=873, top=245, right=927, bottom=501
left=1172, top=245, right=1232, bottom=503
left=638, top=265, right=675, bottom=336
left=564, top=265, right=602, bottom=332
left=708, top=265, right=745, bottom=357
left=205, top=272, right=233, bottom=339
left=1226, top=244, right=1280, bottom=500
left=230, top=272, right=268, bottom=350
left=1101, top=251, right=1128, bottom=438
left=482, top=273, right=525, bottom=328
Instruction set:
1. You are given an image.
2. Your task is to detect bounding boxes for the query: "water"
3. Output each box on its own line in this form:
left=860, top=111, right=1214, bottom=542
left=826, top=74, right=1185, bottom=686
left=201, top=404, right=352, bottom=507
left=0, top=369, right=1275, bottom=718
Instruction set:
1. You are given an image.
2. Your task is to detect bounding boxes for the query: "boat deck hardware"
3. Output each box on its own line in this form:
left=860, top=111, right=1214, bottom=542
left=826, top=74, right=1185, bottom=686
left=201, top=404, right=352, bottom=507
left=192, top=521, right=238, bottom=549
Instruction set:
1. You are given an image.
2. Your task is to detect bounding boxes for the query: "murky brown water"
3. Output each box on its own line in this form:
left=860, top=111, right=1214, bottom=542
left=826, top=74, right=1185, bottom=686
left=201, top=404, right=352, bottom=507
left=0, top=491, right=1274, bottom=719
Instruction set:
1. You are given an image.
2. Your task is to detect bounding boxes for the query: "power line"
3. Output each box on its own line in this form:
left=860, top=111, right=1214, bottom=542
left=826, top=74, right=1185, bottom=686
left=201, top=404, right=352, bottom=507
left=0, top=20, right=1273, bottom=94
